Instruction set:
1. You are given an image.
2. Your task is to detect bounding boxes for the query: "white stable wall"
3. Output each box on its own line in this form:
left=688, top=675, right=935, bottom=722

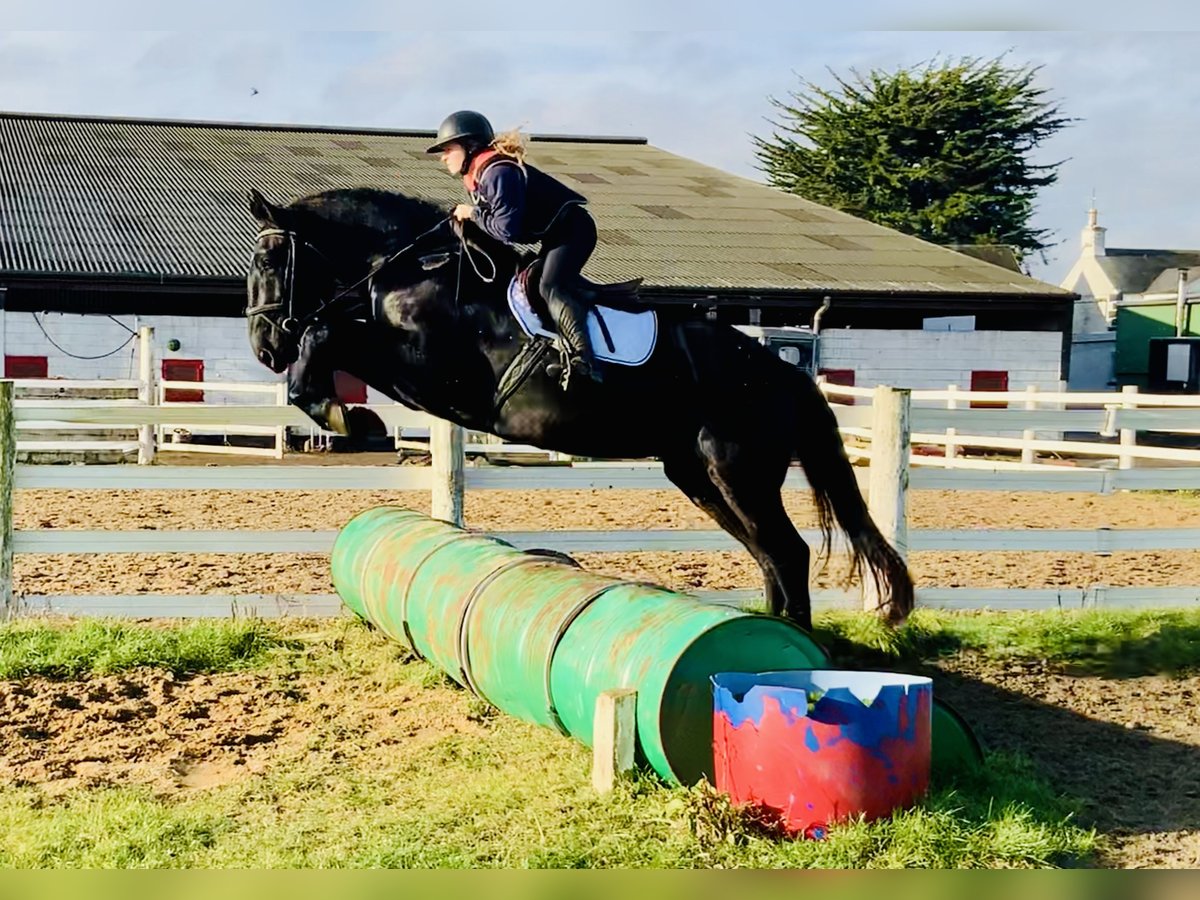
left=817, top=329, right=1063, bottom=390
left=2, top=311, right=273, bottom=383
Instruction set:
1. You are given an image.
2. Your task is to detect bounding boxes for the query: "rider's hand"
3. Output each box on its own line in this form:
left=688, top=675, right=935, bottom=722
left=453, top=203, right=474, bottom=222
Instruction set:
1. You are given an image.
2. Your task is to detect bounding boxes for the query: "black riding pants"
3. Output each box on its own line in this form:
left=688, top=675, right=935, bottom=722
left=537, top=203, right=597, bottom=307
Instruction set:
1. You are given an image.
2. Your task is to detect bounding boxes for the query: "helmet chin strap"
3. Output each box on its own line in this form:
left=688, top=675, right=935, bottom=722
left=458, top=143, right=487, bottom=176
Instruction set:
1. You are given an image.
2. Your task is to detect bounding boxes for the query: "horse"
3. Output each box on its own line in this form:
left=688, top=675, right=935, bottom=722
left=243, top=186, right=913, bottom=632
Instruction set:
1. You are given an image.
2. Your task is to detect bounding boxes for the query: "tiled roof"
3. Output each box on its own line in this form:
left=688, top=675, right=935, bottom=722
left=1098, top=249, right=1200, bottom=295
left=0, top=111, right=1070, bottom=299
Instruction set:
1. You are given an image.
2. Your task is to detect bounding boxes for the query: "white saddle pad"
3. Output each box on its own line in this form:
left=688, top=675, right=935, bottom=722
left=506, top=275, right=657, bottom=366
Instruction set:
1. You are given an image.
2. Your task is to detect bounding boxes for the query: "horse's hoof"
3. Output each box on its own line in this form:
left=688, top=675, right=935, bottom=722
left=326, top=401, right=350, bottom=436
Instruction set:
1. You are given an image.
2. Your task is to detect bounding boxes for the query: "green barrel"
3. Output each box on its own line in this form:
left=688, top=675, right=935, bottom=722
left=461, top=560, right=622, bottom=728
left=331, top=506, right=826, bottom=783
left=330, top=506, right=983, bottom=784
left=548, top=583, right=832, bottom=783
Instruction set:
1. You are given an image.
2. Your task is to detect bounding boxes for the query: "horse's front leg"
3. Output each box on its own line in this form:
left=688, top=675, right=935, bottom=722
left=288, top=324, right=351, bottom=435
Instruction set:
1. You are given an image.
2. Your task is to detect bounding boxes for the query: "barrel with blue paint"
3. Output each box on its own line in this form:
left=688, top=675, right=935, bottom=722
left=711, top=670, right=933, bottom=836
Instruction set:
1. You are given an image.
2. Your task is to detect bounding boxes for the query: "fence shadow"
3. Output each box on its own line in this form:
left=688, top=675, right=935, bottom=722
left=929, top=664, right=1200, bottom=843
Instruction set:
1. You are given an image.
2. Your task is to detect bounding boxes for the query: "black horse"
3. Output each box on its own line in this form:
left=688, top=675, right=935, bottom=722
left=244, top=187, right=912, bottom=631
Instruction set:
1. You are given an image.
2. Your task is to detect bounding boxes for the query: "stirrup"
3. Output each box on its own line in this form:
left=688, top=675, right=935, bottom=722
left=550, top=346, right=601, bottom=391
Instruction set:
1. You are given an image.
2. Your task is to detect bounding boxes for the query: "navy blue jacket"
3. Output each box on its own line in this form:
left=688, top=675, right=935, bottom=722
left=469, top=155, right=586, bottom=245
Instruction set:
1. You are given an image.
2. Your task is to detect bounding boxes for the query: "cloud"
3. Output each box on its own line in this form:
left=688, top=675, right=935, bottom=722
left=3, top=27, right=1199, bottom=288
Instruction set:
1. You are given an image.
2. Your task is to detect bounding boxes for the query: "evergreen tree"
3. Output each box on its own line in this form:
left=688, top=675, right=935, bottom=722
left=754, top=57, right=1073, bottom=258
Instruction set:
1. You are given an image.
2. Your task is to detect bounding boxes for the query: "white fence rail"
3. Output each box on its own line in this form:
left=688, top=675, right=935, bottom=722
left=14, top=526, right=1200, bottom=555
left=824, top=381, right=1200, bottom=470
left=156, top=378, right=288, bottom=460
left=5, top=379, right=1200, bottom=618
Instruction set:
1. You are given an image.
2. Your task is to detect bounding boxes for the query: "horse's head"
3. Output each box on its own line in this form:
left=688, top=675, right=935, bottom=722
left=245, top=189, right=340, bottom=372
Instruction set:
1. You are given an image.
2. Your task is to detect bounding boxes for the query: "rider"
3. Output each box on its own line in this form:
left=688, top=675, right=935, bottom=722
left=427, top=110, right=604, bottom=387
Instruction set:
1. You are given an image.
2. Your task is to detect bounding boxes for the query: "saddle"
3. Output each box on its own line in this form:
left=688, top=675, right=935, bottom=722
left=517, top=258, right=646, bottom=315
left=507, top=259, right=657, bottom=367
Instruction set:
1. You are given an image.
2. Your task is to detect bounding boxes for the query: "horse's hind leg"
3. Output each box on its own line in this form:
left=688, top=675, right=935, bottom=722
left=661, top=448, right=782, bottom=604
left=693, top=429, right=815, bottom=631
left=663, top=438, right=814, bottom=630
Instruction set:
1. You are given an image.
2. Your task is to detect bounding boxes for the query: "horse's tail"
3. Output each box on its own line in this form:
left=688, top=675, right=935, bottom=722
left=790, top=371, right=914, bottom=626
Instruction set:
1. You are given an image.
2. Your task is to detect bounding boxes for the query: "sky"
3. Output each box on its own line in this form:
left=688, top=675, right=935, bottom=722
left=3, top=18, right=1200, bottom=288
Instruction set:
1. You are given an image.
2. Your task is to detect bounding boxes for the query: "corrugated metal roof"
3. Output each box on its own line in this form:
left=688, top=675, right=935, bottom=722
left=946, top=244, right=1023, bottom=273
left=0, top=110, right=1071, bottom=299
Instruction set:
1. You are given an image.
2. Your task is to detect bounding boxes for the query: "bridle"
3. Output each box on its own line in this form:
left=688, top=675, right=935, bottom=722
left=246, top=228, right=318, bottom=342
left=246, top=215, right=501, bottom=365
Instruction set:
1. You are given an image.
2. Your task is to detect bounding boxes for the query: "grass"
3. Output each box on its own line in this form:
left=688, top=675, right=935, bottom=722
left=2, top=611, right=1175, bottom=867
left=813, top=608, right=1200, bottom=677
left=0, top=755, right=1095, bottom=868
left=0, top=618, right=1096, bottom=868
left=0, top=619, right=300, bottom=679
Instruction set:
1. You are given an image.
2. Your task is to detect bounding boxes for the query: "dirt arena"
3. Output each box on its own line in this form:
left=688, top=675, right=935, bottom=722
left=7, top=453, right=1200, bottom=867
left=13, top=451, right=1200, bottom=598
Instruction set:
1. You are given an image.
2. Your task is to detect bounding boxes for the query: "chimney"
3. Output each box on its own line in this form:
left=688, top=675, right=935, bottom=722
left=1081, top=207, right=1106, bottom=257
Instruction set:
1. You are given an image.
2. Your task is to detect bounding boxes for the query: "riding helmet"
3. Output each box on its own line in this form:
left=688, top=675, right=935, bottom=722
left=426, top=110, right=495, bottom=154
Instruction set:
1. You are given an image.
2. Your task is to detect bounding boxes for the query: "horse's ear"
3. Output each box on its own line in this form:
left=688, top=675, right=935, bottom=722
left=248, top=188, right=286, bottom=228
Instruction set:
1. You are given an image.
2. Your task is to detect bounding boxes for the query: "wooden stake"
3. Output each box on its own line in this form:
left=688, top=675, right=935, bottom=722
left=592, top=688, right=637, bottom=793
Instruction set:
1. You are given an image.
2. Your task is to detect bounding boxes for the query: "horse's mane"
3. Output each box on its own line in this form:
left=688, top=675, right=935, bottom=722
left=288, top=188, right=448, bottom=243
left=284, top=188, right=529, bottom=297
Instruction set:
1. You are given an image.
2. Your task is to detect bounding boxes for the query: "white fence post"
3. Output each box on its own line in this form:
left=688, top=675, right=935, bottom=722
left=0, top=380, right=13, bottom=620
left=1021, top=384, right=1039, bottom=466
left=865, top=385, right=910, bottom=613
left=944, top=384, right=958, bottom=466
left=1119, top=385, right=1139, bottom=470
left=274, top=381, right=288, bottom=460
left=137, top=327, right=156, bottom=465
left=430, top=418, right=465, bottom=527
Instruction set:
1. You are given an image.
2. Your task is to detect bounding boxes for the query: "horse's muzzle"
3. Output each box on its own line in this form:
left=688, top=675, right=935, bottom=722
left=257, top=347, right=287, bottom=373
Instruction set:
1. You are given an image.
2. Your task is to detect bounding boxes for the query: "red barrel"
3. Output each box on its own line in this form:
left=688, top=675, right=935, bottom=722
left=711, top=670, right=932, bottom=838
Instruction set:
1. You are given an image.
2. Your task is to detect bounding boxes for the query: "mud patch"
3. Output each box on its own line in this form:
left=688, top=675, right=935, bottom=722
left=0, top=665, right=485, bottom=798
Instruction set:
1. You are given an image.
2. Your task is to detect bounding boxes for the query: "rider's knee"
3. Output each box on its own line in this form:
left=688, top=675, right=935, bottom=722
left=539, top=271, right=565, bottom=304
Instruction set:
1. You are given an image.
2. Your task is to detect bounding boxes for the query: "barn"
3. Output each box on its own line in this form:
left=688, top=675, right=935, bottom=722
left=0, top=111, right=1075, bottom=407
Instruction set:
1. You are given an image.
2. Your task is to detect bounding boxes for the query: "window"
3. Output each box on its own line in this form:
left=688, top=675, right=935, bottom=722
left=818, top=368, right=856, bottom=405
left=162, top=359, right=205, bottom=402
left=4, top=355, right=48, bottom=378
left=334, top=371, right=368, bottom=405
left=970, top=370, right=1009, bottom=408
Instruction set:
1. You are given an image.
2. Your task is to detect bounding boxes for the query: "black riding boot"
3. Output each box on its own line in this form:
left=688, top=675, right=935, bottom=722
left=544, top=290, right=604, bottom=389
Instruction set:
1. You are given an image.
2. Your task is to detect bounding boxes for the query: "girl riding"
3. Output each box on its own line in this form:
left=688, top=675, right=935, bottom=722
left=427, top=110, right=603, bottom=387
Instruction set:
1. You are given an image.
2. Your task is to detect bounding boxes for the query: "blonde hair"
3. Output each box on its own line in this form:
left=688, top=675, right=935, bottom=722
left=491, top=127, right=528, bottom=162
